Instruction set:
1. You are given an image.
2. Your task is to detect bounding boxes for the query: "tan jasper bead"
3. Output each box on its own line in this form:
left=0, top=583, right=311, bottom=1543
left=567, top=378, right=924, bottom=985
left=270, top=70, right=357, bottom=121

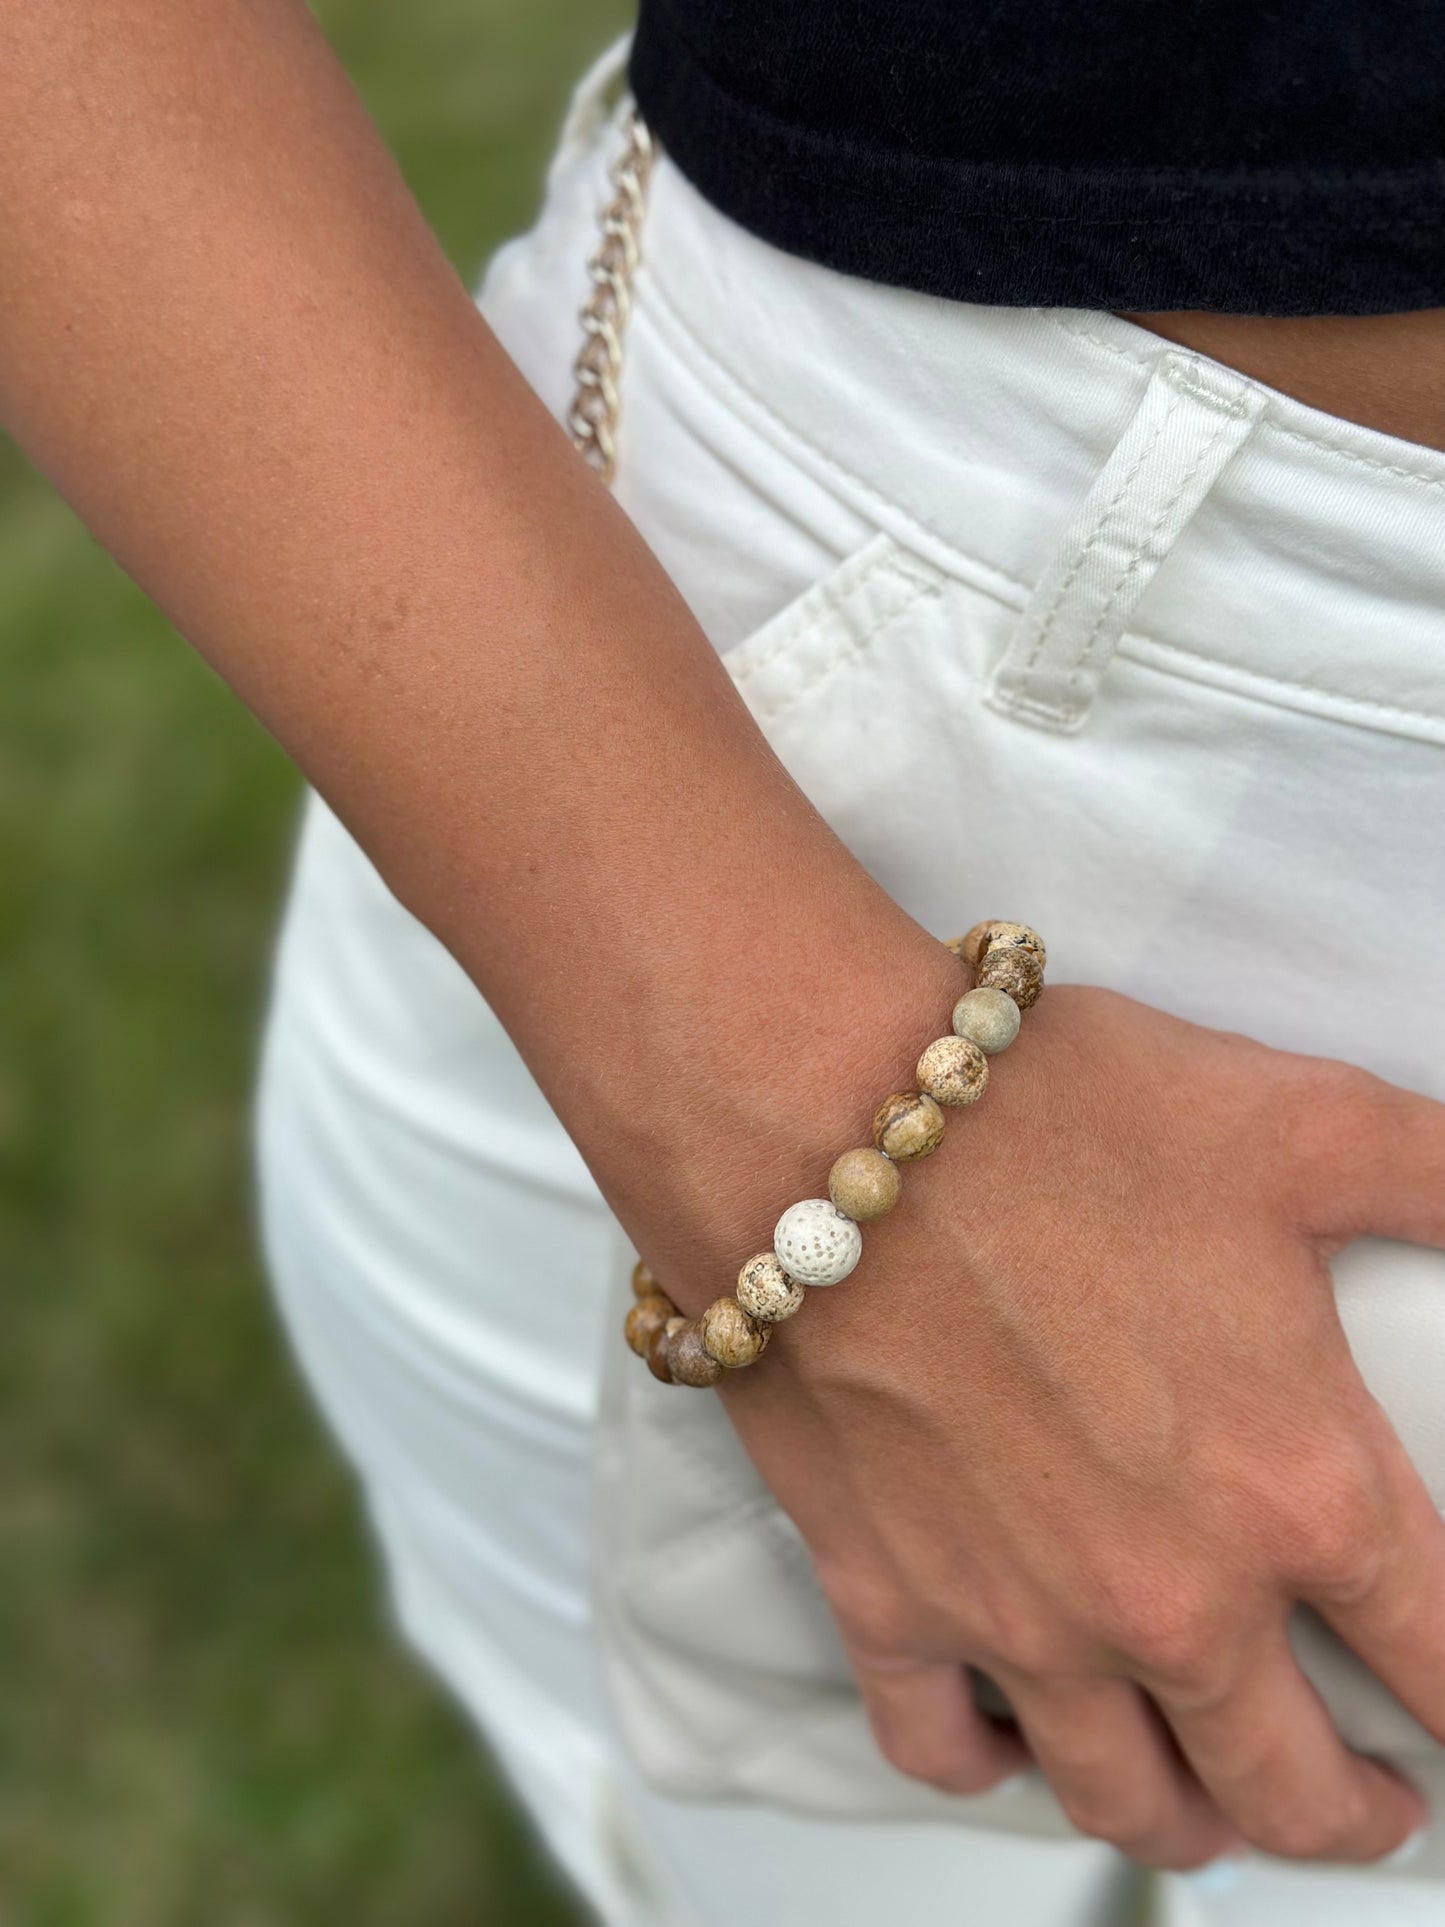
left=631, top=1259, right=660, bottom=1300
left=916, top=1034, right=990, bottom=1106
left=827, top=1146, right=902, bottom=1222
left=647, top=1314, right=687, bottom=1384
left=668, top=1318, right=726, bottom=1387
left=736, top=1253, right=806, bottom=1324
left=951, top=920, right=1047, bottom=972
left=700, top=1295, right=771, bottom=1369
left=625, top=1293, right=676, bottom=1358
left=976, top=943, right=1044, bottom=1010
left=872, top=1090, right=947, bottom=1161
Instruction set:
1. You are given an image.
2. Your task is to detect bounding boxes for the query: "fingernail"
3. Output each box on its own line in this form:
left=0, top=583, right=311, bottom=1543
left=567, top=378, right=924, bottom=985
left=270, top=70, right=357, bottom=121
left=1183, top=1855, right=1248, bottom=1895
left=1382, top=1828, right=1427, bottom=1869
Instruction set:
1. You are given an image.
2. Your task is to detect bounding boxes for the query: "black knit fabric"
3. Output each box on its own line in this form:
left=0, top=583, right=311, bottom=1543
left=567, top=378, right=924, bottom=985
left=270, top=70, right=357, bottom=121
left=629, top=1, right=1445, bottom=315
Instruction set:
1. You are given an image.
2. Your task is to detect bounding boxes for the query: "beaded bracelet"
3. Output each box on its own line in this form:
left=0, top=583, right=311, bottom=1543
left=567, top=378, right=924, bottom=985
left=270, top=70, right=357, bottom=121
left=625, top=919, right=1046, bottom=1388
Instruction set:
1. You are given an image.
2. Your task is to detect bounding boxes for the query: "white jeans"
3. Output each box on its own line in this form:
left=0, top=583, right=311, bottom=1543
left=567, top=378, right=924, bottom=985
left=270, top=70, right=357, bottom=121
left=256, top=51, right=1445, bottom=1927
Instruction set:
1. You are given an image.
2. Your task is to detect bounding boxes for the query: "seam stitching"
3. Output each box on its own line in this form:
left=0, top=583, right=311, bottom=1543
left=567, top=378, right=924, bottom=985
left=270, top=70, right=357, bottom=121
left=1264, top=420, right=1445, bottom=487
left=1124, top=629, right=1445, bottom=732
left=746, top=579, right=942, bottom=723
left=729, top=543, right=915, bottom=684
left=1161, top=362, right=1256, bottom=418
left=1050, top=313, right=1445, bottom=492
left=645, top=273, right=1445, bottom=519
left=989, top=691, right=1082, bottom=730
left=1063, top=408, right=1245, bottom=713
left=1005, top=388, right=1184, bottom=700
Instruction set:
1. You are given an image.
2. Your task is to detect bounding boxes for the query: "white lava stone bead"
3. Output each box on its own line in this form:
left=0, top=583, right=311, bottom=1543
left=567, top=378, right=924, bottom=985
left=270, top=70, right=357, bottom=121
left=952, top=985, right=1022, bottom=1054
left=773, top=1198, right=863, bottom=1287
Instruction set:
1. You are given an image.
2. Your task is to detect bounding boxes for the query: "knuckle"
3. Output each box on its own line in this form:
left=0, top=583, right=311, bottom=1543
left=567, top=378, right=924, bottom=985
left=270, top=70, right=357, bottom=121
left=974, top=1608, right=1082, bottom=1683
left=822, top=1568, right=917, bottom=1658
left=1286, top=1058, right=1372, bottom=1139
left=1247, top=1792, right=1368, bottom=1861
left=1092, top=1576, right=1220, bottom=1687
left=1244, top=1812, right=1319, bottom=1861
left=871, top=1725, right=991, bottom=1796
left=1056, top=1791, right=1114, bottom=1842
left=1168, top=1841, right=1238, bottom=1875
left=874, top=1726, right=942, bottom=1786
left=1281, top=1059, right=1390, bottom=1208
left=1298, top=1520, right=1386, bottom=1603
left=1262, top=1456, right=1388, bottom=1598
left=985, top=1631, right=1078, bottom=1684
left=951, top=1759, right=1012, bottom=1798
left=1059, top=1789, right=1161, bottom=1853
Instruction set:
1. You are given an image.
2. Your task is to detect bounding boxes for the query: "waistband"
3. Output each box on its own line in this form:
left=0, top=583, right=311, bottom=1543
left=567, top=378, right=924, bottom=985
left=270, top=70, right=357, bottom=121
left=632, top=153, right=1445, bottom=742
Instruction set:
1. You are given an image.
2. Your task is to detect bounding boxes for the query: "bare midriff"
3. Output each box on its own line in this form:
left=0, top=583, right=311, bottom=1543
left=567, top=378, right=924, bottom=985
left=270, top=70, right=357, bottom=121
left=1121, top=309, right=1445, bottom=454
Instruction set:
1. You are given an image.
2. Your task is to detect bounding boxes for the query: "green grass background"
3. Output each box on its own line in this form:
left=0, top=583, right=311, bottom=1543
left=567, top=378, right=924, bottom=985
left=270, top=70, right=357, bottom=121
left=0, top=3, right=628, bottom=1919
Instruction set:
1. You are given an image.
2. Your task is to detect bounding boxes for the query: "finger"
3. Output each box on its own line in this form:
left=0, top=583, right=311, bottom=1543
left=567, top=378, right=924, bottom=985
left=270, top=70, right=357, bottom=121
left=1312, top=1427, right=1445, bottom=1752
left=846, top=1644, right=1030, bottom=1796
left=999, top=1672, right=1241, bottom=1870
left=1161, top=1627, right=1425, bottom=1862
left=1306, top=1072, right=1445, bottom=1248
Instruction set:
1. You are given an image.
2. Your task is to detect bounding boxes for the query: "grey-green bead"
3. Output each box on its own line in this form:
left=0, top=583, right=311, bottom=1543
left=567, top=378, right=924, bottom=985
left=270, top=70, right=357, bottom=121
left=952, top=986, right=1022, bottom=1054
left=827, top=1146, right=902, bottom=1222
left=916, top=1034, right=990, bottom=1106
left=872, top=1090, right=947, bottom=1161
left=736, top=1253, right=806, bottom=1323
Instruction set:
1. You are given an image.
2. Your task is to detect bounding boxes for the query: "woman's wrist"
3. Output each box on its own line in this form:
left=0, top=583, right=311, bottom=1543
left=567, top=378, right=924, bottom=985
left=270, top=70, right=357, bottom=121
left=626, top=921, right=1046, bottom=1382
left=586, top=917, right=969, bottom=1321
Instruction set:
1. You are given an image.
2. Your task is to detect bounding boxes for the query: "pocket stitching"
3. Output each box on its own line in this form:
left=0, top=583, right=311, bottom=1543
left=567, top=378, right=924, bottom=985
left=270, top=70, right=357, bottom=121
left=725, top=537, right=903, bottom=688
left=749, top=572, right=944, bottom=727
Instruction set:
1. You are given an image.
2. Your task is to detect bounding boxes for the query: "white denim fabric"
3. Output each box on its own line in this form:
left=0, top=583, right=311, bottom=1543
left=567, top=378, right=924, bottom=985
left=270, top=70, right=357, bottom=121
left=256, top=46, right=1445, bottom=1927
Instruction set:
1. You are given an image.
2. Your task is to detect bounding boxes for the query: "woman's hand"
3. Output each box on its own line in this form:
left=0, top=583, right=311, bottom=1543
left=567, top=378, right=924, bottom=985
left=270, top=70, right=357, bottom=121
left=706, top=985, right=1445, bottom=1871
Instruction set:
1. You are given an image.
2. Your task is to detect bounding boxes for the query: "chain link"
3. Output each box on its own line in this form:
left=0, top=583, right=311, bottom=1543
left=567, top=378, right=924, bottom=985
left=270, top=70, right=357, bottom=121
left=567, top=108, right=655, bottom=487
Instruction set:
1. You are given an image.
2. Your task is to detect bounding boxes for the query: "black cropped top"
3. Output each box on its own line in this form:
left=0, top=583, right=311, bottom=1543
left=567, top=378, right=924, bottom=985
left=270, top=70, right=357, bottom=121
left=629, top=1, right=1445, bottom=315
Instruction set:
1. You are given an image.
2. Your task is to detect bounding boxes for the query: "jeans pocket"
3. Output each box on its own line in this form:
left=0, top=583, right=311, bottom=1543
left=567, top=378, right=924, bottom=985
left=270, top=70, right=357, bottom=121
left=724, top=533, right=946, bottom=728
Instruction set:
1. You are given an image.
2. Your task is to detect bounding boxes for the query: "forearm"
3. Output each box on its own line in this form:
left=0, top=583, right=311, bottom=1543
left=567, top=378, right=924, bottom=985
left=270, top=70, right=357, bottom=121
left=0, top=0, right=958, bottom=1286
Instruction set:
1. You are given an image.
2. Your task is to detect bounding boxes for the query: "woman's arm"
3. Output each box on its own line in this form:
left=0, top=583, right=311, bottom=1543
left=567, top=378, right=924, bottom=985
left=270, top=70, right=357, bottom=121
left=0, top=0, right=960, bottom=1158
left=4, top=0, right=1443, bottom=1872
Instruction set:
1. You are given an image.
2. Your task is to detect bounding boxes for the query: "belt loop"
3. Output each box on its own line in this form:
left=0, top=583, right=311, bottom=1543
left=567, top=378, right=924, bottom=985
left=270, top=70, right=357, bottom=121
left=986, top=351, right=1266, bottom=732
